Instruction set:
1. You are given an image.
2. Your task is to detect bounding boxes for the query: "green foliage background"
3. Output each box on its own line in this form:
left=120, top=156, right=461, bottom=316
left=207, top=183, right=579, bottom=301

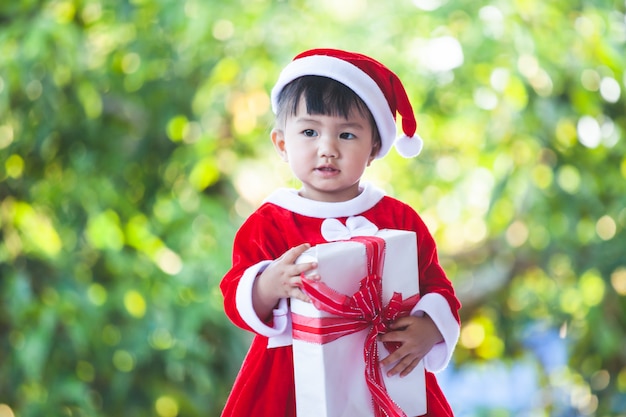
left=1, top=0, right=625, bottom=416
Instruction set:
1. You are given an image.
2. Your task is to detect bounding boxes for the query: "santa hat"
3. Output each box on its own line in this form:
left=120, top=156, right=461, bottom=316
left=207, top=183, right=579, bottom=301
left=270, top=48, right=423, bottom=158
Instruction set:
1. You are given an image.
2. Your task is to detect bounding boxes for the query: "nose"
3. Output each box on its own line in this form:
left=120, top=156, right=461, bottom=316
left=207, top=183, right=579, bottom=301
left=318, top=135, right=338, bottom=159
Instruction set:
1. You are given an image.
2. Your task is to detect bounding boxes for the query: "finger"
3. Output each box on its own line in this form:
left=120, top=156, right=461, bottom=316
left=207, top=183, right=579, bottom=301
left=379, top=329, right=408, bottom=345
left=386, top=355, right=419, bottom=378
left=379, top=345, right=404, bottom=368
left=290, top=287, right=311, bottom=303
left=399, top=357, right=422, bottom=377
left=283, top=243, right=312, bottom=262
left=389, top=315, right=417, bottom=329
left=289, top=276, right=320, bottom=300
left=294, top=262, right=319, bottom=278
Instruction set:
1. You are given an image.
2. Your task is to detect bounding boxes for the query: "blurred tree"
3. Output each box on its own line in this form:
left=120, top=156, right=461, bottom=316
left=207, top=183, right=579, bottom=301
left=0, top=1, right=251, bottom=415
left=0, top=0, right=625, bottom=416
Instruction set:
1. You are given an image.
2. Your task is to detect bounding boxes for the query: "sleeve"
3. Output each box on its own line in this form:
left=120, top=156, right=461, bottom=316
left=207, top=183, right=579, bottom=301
left=403, top=206, right=462, bottom=373
left=220, top=207, right=292, bottom=338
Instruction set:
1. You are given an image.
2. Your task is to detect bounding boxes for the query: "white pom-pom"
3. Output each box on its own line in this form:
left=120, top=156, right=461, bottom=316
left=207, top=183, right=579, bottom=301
left=394, top=134, right=424, bottom=158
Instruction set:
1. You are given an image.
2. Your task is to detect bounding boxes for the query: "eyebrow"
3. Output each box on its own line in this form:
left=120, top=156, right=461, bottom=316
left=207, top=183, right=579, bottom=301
left=293, top=117, right=366, bottom=129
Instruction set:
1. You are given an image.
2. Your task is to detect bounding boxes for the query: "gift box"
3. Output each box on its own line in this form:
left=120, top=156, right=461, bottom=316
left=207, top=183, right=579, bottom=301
left=292, top=229, right=426, bottom=417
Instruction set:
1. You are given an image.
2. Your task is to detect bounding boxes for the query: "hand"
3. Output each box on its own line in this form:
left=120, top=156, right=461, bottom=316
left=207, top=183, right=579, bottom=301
left=378, top=314, right=443, bottom=377
left=252, top=243, right=320, bottom=320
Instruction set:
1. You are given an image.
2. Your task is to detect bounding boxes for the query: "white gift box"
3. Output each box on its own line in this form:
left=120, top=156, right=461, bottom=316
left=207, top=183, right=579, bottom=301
left=292, top=229, right=426, bottom=417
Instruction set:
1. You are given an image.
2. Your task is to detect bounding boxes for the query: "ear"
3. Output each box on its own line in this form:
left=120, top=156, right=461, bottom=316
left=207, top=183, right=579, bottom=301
left=271, top=129, right=288, bottom=162
left=367, top=140, right=380, bottom=166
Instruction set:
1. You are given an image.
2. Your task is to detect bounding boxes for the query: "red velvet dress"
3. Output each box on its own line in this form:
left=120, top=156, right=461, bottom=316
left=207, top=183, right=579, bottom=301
left=220, top=184, right=461, bottom=416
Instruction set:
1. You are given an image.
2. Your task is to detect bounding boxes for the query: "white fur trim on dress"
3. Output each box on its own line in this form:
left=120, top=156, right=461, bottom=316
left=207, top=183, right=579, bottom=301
left=411, top=292, right=460, bottom=373
left=235, top=262, right=459, bottom=355
left=235, top=260, right=292, bottom=342
left=264, top=182, right=385, bottom=218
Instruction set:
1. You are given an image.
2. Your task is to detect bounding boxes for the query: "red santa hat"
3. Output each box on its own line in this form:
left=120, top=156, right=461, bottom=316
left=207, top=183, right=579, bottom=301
left=270, top=48, right=423, bottom=158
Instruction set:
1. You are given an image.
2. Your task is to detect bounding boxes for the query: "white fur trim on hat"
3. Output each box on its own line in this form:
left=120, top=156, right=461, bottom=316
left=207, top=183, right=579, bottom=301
left=394, top=133, right=424, bottom=158
left=271, top=55, right=398, bottom=159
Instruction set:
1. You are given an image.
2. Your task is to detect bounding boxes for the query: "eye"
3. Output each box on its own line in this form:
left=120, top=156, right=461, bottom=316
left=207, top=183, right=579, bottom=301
left=302, top=129, right=317, bottom=137
left=340, top=132, right=356, bottom=140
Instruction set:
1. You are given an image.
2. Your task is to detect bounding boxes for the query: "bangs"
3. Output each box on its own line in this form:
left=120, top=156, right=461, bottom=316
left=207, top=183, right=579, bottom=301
left=277, top=76, right=371, bottom=120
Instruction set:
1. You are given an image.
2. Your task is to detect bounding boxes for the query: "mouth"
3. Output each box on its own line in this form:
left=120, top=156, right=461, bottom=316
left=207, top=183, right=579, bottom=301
left=315, top=165, right=339, bottom=173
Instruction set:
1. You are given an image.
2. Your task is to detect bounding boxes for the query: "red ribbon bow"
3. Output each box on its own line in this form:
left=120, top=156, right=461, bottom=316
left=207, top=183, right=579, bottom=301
left=292, top=236, right=420, bottom=417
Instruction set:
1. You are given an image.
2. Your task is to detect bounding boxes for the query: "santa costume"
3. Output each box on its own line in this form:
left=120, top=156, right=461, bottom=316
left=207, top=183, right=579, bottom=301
left=220, top=49, right=461, bottom=417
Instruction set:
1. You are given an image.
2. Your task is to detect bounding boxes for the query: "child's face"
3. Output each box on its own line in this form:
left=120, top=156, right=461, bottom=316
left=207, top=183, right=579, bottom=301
left=272, top=97, right=378, bottom=202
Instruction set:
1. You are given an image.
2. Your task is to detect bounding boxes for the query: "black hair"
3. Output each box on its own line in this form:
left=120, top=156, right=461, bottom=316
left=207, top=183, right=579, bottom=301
left=274, top=76, right=381, bottom=152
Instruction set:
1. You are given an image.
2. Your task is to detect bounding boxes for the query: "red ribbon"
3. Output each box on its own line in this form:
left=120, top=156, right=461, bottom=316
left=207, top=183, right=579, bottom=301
left=292, top=236, right=421, bottom=417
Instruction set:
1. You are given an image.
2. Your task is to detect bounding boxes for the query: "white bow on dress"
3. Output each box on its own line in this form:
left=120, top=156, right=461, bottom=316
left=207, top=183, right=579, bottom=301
left=320, top=216, right=379, bottom=242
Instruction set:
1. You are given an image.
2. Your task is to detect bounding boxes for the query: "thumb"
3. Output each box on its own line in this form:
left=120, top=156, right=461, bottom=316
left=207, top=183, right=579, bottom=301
left=389, top=315, right=414, bottom=329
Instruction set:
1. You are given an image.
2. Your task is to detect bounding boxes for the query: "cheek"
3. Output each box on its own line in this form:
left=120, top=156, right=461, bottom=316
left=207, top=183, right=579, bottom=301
left=283, top=145, right=305, bottom=165
left=286, top=142, right=312, bottom=157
